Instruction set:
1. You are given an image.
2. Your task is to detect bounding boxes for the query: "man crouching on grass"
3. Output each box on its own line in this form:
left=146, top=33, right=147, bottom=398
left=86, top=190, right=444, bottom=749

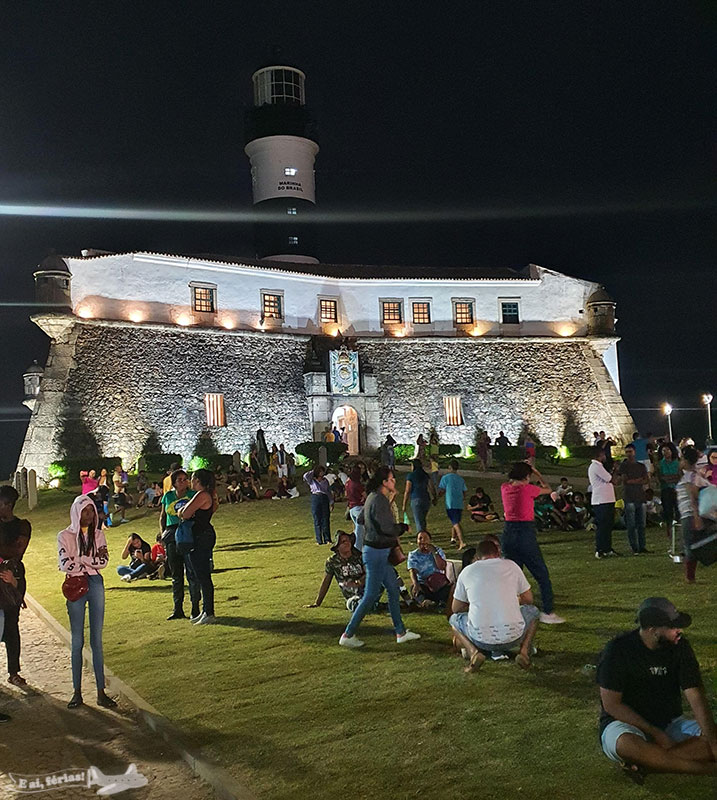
left=597, top=597, right=717, bottom=783
left=448, top=536, right=539, bottom=672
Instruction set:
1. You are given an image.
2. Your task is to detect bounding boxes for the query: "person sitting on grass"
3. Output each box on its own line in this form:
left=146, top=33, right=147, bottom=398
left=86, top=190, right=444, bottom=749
left=307, top=530, right=365, bottom=611
left=148, top=533, right=168, bottom=580
left=407, top=531, right=451, bottom=609
left=449, top=536, right=540, bottom=673
left=467, top=487, right=499, bottom=522
left=226, top=477, right=241, bottom=504
left=240, top=467, right=259, bottom=500
left=116, top=533, right=156, bottom=582
left=596, top=597, right=717, bottom=783
left=556, top=476, right=573, bottom=498
left=644, top=488, right=662, bottom=526
left=568, top=491, right=589, bottom=530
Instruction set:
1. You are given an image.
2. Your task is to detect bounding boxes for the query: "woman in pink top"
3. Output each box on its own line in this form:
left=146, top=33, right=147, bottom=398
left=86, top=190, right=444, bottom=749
left=80, top=469, right=99, bottom=495
left=57, top=494, right=116, bottom=709
left=500, top=462, right=565, bottom=624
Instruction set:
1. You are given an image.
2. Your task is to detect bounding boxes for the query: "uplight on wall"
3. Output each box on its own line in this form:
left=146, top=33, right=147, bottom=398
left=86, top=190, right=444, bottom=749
left=557, top=324, right=576, bottom=337
left=221, top=317, right=236, bottom=330
left=176, top=313, right=192, bottom=327
left=128, top=309, right=144, bottom=323
left=77, top=306, right=93, bottom=319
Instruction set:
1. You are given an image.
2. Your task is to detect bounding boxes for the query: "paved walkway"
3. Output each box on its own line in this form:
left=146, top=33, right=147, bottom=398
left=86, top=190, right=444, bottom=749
left=0, top=607, right=216, bottom=799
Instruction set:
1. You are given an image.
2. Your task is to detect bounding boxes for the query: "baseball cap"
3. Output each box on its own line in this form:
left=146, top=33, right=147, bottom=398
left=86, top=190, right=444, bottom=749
left=637, top=597, right=691, bottom=629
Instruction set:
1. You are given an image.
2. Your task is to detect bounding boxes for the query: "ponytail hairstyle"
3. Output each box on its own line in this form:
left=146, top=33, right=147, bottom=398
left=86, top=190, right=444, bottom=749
left=366, top=465, right=393, bottom=494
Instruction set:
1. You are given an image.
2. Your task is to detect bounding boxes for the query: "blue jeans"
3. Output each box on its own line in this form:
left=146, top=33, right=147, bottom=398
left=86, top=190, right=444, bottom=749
left=345, top=546, right=405, bottom=637
left=624, top=502, right=646, bottom=552
left=592, top=503, right=614, bottom=554
left=349, top=505, right=365, bottom=550
left=66, top=573, right=105, bottom=691
left=501, top=521, right=554, bottom=614
left=311, top=493, right=331, bottom=544
left=411, top=495, right=431, bottom=532
left=117, top=563, right=150, bottom=579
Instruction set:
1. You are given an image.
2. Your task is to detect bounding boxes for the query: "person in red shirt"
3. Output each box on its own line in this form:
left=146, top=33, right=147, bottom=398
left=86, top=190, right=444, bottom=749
left=500, top=462, right=565, bottom=625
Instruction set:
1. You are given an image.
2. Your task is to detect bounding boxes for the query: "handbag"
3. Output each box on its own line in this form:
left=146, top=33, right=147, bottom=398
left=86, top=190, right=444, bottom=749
left=388, top=544, right=406, bottom=566
left=175, top=519, right=195, bottom=555
left=62, top=573, right=89, bottom=603
left=424, top=571, right=450, bottom=592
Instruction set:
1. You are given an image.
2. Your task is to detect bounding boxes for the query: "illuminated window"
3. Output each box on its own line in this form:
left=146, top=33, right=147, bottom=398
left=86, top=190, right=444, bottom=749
left=443, top=395, right=464, bottom=426
left=320, top=298, right=338, bottom=323
left=204, top=393, right=226, bottom=427
left=501, top=301, right=520, bottom=324
left=284, top=167, right=298, bottom=176
left=262, top=293, right=283, bottom=319
left=453, top=301, right=474, bottom=325
left=381, top=300, right=403, bottom=324
left=190, top=284, right=216, bottom=313
left=412, top=302, right=431, bottom=324
left=288, top=235, right=299, bottom=245
left=287, top=207, right=297, bottom=215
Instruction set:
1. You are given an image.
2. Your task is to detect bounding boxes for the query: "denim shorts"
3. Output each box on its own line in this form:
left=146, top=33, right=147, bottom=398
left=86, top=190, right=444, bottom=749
left=601, top=716, right=702, bottom=763
left=446, top=508, right=463, bottom=525
left=449, top=605, right=540, bottom=652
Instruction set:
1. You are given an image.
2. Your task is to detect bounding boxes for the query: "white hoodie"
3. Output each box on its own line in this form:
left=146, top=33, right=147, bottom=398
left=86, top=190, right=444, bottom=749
left=57, top=495, right=109, bottom=575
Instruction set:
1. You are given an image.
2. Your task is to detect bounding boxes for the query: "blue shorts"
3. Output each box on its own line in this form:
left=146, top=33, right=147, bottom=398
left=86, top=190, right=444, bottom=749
left=449, top=605, right=540, bottom=652
left=446, top=508, right=463, bottom=525
left=601, top=716, right=701, bottom=763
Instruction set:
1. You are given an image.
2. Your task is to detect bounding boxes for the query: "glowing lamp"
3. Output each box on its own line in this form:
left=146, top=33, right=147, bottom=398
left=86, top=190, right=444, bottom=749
left=176, top=314, right=192, bottom=327
left=128, top=309, right=144, bottom=323
left=703, top=394, right=713, bottom=405
left=663, top=403, right=673, bottom=416
left=221, top=318, right=235, bottom=330
left=558, top=445, right=569, bottom=459
left=558, top=325, right=575, bottom=337
left=77, top=306, right=93, bottom=319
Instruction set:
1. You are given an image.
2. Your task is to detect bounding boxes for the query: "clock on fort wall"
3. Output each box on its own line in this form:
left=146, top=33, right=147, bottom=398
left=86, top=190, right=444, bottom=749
left=329, top=347, right=360, bottom=395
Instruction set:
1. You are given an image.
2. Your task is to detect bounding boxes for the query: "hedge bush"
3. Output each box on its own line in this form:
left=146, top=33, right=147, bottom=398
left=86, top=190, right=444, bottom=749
left=393, top=444, right=415, bottom=463
left=141, top=453, right=183, bottom=473
left=48, top=457, right=122, bottom=483
left=438, top=444, right=461, bottom=456
left=295, top=441, right=348, bottom=465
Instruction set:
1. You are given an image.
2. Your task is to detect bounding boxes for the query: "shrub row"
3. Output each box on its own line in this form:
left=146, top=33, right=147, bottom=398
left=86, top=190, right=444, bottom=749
left=295, top=441, right=348, bottom=465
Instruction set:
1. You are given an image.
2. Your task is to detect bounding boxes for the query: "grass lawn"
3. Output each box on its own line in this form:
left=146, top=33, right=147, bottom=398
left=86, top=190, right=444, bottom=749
left=16, top=473, right=716, bottom=800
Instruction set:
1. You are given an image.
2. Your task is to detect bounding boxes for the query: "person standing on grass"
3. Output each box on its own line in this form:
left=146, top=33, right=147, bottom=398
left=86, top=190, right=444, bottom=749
left=588, top=446, right=620, bottom=558
left=345, top=467, right=367, bottom=549
left=57, top=494, right=116, bottom=710
left=618, top=444, right=650, bottom=555
left=402, top=459, right=436, bottom=533
left=438, top=460, right=467, bottom=549
left=597, top=597, right=717, bottom=783
left=500, top=462, right=565, bottom=624
left=339, top=467, right=420, bottom=648
left=180, top=469, right=218, bottom=625
left=449, top=536, right=540, bottom=673
left=303, top=465, right=333, bottom=545
left=656, top=442, right=681, bottom=543
left=161, top=469, right=200, bottom=621
left=675, top=447, right=710, bottom=584
left=494, top=431, right=511, bottom=472
left=0, top=486, right=31, bottom=689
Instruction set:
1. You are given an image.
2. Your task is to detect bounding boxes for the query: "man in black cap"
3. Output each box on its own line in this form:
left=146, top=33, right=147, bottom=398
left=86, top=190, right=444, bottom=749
left=596, top=597, right=717, bottom=781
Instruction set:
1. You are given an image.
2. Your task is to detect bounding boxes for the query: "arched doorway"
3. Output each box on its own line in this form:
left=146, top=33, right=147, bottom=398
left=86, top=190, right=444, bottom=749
left=332, top=405, right=360, bottom=455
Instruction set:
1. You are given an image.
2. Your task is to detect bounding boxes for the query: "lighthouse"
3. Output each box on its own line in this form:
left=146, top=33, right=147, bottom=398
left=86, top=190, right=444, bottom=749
left=244, top=56, right=319, bottom=263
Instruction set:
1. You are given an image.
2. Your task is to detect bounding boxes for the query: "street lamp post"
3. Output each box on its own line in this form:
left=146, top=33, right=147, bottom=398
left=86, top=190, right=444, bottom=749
left=703, top=394, right=713, bottom=444
left=663, top=402, right=673, bottom=442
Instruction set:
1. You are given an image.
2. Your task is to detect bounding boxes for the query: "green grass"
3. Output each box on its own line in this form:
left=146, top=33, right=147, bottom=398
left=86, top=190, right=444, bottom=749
left=17, top=477, right=716, bottom=800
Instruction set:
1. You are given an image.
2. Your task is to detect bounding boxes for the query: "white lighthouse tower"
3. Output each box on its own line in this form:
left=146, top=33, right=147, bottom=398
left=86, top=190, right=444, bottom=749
left=244, top=54, right=319, bottom=263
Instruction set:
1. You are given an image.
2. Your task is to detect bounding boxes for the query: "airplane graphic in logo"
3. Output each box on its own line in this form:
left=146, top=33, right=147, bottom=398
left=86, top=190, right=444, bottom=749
left=87, top=764, right=148, bottom=796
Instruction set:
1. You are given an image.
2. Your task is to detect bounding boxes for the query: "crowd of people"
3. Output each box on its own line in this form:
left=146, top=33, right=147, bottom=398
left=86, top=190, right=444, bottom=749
left=1, top=428, right=716, bottom=783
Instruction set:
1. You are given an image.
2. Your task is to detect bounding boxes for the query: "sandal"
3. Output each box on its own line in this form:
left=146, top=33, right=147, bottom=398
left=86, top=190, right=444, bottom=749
left=620, top=762, right=645, bottom=786
left=67, top=693, right=84, bottom=709
left=8, top=674, right=27, bottom=687
left=464, top=651, right=486, bottom=673
left=97, top=693, right=118, bottom=709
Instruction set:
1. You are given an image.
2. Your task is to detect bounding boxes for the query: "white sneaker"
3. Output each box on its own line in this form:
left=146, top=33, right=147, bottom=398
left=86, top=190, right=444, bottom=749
left=339, top=634, right=364, bottom=648
left=121, top=574, right=133, bottom=582
left=192, top=612, right=207, bottom=625
left=396, top=630, right=421, bottom=644
left=490, top=652, right=509, bottom=661
left=194, top=614, right=215, bottom=625
left=540, top=612, right=566, bottom=624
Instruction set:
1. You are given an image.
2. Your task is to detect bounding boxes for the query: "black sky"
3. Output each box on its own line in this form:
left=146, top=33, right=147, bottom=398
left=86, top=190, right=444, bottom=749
left=1, top=2, right=715, bottom=474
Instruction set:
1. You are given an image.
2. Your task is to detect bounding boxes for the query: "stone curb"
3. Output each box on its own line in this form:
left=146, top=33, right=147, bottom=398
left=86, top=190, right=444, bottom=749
left=24, top=592, right=257, bottom=800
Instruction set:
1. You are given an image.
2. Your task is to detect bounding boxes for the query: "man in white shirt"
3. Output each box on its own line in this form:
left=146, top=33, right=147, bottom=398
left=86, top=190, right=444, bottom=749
left=588, top=447, right=619, bottom=559
left=449, top=537, right=540, bottom=673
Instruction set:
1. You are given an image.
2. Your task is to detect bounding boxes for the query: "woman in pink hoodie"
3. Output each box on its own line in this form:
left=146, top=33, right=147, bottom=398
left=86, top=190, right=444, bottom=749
left=57, top=494, right=116, bottom=709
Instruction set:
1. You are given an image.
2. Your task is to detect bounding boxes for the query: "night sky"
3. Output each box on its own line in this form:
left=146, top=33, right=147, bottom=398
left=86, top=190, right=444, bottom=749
left=1, top=2, right=715, bottom=475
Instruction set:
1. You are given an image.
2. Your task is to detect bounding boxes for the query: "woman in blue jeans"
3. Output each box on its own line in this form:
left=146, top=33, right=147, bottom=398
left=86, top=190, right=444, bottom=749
left=180, top=469, right=218, bottom=625
left=57, top=494, right=116, bottom=709
left=339, top=467, right=421, bottom=648
left=401, top=459, right=436, bottom=532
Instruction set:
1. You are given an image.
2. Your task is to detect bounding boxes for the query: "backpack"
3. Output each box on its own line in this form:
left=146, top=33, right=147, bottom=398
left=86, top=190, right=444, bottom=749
left=174, top=520, right=195, bottom=556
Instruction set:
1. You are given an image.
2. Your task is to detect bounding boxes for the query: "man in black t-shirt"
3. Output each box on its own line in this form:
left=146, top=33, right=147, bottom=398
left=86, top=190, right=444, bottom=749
left=596, top=597, right=717, bottom=780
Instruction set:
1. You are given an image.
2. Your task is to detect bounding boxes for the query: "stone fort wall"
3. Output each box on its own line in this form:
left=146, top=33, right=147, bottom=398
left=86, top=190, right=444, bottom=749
left=359, top=338, right=634, bottom=448
left=19, top=319, right=634, bottom=476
